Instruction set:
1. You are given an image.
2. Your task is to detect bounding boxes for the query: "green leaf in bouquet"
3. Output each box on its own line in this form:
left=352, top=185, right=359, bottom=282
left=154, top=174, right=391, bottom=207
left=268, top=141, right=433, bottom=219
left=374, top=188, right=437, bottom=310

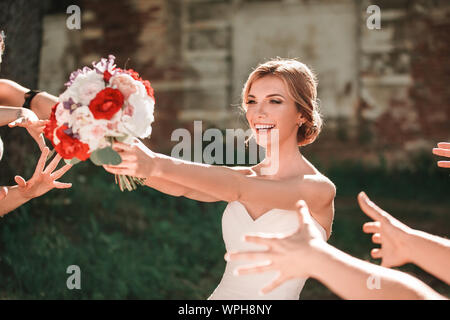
left=90, top=147, right=122, bottom=166
left=115, top=135, right=131, bottom=143
left=64, top=157, right=81, bottom=165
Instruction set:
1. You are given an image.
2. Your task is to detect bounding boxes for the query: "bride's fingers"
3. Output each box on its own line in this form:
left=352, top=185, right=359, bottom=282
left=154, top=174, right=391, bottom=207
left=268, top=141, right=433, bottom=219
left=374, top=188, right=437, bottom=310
left=371, top=248, right=383, bottom=259
left=112, top=141, right=133, bottom=152
left=119, top=154, right=137, bottom=161
left=363, top=221, right=380, bottom=234
left=260, top=273, right=287, bottom=295
left=234, top=261, right=273, bottom=276
left=103, top=165, right=128, bottom=175
left=372, top=233, right=382, bottom=244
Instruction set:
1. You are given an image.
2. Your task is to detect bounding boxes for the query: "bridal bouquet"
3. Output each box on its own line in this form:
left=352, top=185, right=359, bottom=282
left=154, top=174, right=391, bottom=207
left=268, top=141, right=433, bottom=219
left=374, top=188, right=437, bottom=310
left=44, top=55, right=155, bottom=191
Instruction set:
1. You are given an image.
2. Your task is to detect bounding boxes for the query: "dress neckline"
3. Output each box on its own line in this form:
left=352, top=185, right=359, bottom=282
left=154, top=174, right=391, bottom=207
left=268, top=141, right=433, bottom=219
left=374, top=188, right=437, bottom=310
left=233, top=200, right=282, bottom=222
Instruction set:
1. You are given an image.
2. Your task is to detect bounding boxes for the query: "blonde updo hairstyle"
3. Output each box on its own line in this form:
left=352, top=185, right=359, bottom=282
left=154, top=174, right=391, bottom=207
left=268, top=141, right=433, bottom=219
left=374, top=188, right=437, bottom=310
left=242, top=58, right=322, bottom=147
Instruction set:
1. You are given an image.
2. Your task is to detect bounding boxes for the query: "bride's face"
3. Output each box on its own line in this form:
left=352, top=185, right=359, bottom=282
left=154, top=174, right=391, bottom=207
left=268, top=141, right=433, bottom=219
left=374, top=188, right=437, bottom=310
left=245, top=75, right=302, bottom=148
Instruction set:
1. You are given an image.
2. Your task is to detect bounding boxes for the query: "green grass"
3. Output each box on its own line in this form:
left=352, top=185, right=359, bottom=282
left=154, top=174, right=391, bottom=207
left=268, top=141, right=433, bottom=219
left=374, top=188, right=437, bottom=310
left=0, top=152, right=449, bottom=299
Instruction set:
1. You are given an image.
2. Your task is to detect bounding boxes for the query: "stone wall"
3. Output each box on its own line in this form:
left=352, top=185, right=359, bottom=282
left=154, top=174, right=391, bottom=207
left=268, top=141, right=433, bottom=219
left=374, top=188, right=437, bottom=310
left=37, top=0, right=450, bottom=165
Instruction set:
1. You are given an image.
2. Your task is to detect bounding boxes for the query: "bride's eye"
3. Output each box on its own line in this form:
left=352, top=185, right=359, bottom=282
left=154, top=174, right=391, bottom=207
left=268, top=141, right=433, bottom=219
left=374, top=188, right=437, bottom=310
left=246, top=100, right=256, bottom=105
left=270, top=99, right=282, bottom=104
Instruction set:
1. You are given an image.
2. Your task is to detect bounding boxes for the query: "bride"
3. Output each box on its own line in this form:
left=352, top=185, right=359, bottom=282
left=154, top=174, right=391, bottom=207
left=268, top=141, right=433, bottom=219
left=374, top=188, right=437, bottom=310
left=103, top=58, right=336, bottom=300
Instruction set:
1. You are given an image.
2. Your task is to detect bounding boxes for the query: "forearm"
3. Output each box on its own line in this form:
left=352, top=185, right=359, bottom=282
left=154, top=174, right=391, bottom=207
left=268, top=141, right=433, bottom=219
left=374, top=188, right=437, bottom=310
left=153, top=153, right=240, bottom=202
left=30, top=91, right=57, bottom=119
left=0, top=79, right=56, bottom=119
left=0, top=186, right=31, bottom=216
left=145, top=176, right=218, bottom=202
left=0, top=79, right=27, bottom=106
left=310, top=243, right=445, bottom=300
left=0, top=106, right=25, bottom=126
left=403, top=229, right=450, bottom=285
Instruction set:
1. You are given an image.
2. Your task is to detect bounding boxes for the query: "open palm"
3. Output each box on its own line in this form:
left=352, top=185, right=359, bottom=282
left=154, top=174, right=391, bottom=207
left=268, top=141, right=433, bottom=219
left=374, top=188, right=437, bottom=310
left=15, top=147, right=73, bottom=199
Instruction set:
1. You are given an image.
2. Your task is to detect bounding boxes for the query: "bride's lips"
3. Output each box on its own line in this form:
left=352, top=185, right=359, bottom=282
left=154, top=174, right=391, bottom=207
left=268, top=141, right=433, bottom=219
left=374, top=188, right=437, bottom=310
left=254, top=123, right=276, bottom=134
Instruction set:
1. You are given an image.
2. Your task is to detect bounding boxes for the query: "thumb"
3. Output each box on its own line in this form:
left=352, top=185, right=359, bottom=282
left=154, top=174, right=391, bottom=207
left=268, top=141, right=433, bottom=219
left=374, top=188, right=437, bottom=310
left=14, top=176, right=27, bottom=188
left=0, top=186, right=8, bottom=200
left=357, top=191, right=388, bottom=222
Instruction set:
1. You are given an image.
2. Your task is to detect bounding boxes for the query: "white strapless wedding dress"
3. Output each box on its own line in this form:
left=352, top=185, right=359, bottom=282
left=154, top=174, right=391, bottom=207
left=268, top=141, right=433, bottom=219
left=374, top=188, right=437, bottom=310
left=208, top=200, right=327, bottom=300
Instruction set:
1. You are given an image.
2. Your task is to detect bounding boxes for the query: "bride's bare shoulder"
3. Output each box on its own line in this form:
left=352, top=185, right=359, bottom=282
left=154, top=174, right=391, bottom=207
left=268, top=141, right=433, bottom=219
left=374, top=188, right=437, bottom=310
left=301, top=173, right=336, bottom=204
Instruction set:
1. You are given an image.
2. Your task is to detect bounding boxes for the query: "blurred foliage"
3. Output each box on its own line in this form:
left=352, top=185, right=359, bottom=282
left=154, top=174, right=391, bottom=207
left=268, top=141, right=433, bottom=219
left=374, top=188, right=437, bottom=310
left=0, top=149, right=449, bottom=299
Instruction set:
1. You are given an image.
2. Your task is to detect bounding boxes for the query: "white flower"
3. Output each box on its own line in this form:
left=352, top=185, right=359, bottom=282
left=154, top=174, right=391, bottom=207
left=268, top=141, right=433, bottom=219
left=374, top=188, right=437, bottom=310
left=55, top=103, right=71, bottom=126
left=67, top=71, right=105, bottom=106
left=121, top=81, right=155, bottom=139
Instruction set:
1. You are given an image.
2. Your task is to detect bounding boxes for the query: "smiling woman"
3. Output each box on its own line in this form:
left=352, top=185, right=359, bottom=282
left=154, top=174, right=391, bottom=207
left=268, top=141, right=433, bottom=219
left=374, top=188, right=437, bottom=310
left=242, top=58, right=322, bottom=148
left=102, top=57, right=336, bottom=300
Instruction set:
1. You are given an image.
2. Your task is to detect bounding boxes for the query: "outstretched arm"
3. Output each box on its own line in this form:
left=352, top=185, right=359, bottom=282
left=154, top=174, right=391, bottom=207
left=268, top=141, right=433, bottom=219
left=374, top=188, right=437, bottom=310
left=103, top=140, right=335, bottom=214
left=359, top=192, right=450, bottom=285
left=144, top=176, right=220, bottom=202
left=227, top=201, right=445, bottom=300
left=0, top=79, right=57, bottom=119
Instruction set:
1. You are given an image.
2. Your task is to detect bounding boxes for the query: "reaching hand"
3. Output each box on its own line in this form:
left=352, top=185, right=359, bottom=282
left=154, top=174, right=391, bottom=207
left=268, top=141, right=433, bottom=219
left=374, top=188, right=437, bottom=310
left=225, top=200, right=327, bottom=295
left=0, top=186, right=7, bottom=201
left=432, top=142, right=450, bottom=168
left=15, top=147, right=73, bottom=199
left=358, top=192, right=413, bottom=268
left=103, top=139, right=156, bottom=179
left=8, top=109, right=49, bottom=151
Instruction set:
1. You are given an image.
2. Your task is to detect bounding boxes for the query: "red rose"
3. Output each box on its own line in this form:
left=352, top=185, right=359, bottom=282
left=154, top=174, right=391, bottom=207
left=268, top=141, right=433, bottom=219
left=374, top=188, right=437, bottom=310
left=44, top=103, right=59, bottom=145
left=54, top=125, right=90, bottom=160
left=141, top=79, right=155, bottom=100
left=89, top=87, right=124, bottom=120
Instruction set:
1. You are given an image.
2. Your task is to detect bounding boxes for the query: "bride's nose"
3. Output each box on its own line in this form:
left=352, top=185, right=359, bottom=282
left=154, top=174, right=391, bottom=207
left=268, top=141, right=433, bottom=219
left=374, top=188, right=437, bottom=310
left=255, top=101, right=270, bottom=118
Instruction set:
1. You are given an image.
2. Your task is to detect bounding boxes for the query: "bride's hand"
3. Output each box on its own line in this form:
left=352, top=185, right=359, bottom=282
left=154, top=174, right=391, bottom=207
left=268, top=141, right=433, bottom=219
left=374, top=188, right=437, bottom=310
left=103, top=139, right=157, bottom=179
left=225, top=200, right=327, bottom=295
left=8, top=108, right=49, bottom=151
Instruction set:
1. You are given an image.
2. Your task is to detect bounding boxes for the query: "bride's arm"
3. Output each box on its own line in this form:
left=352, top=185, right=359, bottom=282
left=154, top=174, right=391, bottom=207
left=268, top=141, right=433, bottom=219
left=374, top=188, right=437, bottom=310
left=144, top=176, right=220, bottom=202
left=103, top=141, right=335, bottom=213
